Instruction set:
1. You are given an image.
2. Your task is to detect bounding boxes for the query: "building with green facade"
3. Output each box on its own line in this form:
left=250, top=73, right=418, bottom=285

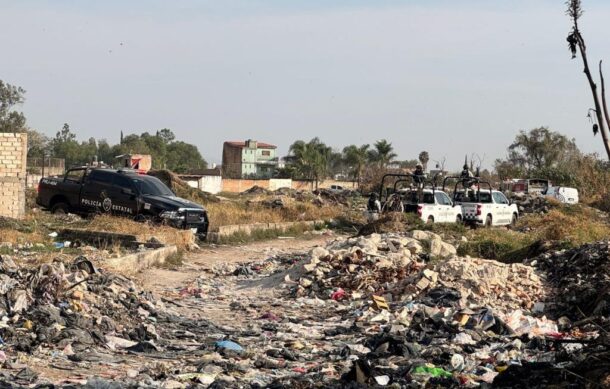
left=222, top=140, right=278, bottom=178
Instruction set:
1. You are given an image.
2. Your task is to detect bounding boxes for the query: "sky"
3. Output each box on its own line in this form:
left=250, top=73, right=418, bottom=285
left=3, top=0, right=610, bottom=169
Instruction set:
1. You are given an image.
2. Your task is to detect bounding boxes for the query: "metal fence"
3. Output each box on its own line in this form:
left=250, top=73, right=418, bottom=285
left=26, top=157, right=65, bottom=175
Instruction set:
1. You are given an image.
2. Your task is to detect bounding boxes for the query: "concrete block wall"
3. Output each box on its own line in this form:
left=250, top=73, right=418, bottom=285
left=0, top=133, right=27, bottom=219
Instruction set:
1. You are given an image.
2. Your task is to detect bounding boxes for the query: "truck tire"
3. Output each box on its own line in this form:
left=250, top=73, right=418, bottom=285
left=456, top=215, right=462, bottom=224
left=427, top=216, right=434, bottom=224
left=485, top=214, right=492, bottom=228
left=51, top=202, right=69, bottom=215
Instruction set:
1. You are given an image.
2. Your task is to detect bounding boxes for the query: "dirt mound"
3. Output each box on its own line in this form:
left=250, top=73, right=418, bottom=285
left=240, top=185, right=271, bottom=196
left=147, top=169, right=219, bottom=204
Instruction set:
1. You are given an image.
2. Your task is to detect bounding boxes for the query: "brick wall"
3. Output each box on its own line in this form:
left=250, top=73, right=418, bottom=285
left=220, top=178, right=357, bottom=193
left=0, top=133, right=27, bottom=219
left=221, top=178, right=270, bottom=193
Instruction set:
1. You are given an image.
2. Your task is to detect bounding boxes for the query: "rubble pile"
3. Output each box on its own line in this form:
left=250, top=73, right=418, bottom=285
left=291, top=231, right=543, bottom=312
left=510, top=194, right=554, bottom=214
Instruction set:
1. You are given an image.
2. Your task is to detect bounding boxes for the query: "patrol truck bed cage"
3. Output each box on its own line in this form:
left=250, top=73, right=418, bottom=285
left=378, top=173, right=436, bottom=209
left=441, top=176, right=493, bottom=203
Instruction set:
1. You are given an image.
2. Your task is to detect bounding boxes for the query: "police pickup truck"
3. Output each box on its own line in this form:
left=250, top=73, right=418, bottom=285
left=36, top=167, right=209, bottom=238
left=455, top=189, right=519, bottom=227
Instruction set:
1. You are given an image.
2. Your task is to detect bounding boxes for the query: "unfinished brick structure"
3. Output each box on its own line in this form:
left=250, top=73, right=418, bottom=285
left=0, top=132, right=27, bottom=219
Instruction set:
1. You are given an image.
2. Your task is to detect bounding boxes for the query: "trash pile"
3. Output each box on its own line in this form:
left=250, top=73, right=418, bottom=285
left=278, top=232, right=607, bottom=387
left=527, top=241, right=610, bottom=321
left=1, top=231, right=608, bottom=387
left=0, top=254, right=227, bottom=386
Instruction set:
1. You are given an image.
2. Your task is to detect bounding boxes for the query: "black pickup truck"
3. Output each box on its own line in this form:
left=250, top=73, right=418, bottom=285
left=36, top=167, right=209, bottom=238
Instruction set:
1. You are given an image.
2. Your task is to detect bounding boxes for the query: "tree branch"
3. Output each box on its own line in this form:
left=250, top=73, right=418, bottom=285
left=599, top=60, right=610, bottom=134
left=575, top=31, right=610, bottom=159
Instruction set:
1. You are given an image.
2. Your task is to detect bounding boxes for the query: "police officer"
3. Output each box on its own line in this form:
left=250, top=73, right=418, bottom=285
left=368, top=192, right=381, bottom=213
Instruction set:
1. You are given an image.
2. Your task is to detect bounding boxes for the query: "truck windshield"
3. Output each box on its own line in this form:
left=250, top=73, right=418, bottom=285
left=455, top=191, right=492, bottom=203
left=402, top=191, right=435, bottom=204
left=131, top=177, right=174, bottom=196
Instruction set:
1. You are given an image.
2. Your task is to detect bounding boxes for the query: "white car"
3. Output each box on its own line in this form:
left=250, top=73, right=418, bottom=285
left=398, top=189, right=463, bottom=224
left=328, top=184, right=345, bottom=193
left=455, top=189, right=519, bottom=227
left=545, top=186, right=579, bottom=204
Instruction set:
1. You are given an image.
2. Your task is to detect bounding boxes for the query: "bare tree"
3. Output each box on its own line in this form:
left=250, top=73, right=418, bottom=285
left=566, top=0, right=610, bottom=159
left=432, top=156, right=447, bottom=172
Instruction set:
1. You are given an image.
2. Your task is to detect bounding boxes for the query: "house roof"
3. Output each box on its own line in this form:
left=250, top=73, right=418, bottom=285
left=225, top=141, right=277, bottom=149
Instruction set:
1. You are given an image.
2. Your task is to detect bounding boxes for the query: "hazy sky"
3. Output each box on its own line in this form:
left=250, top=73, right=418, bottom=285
left=3, top=0, right=610, bottom=169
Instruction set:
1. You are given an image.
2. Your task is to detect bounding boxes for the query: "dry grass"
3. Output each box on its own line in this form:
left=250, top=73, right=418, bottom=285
left=86, top=214, right=194, bottom=248
left=459, top=204, right=610, bottom=262
left=1, top=212, right=193, bottom=250
left=205, top=199, right=342, bottom=230
left=519, top=206, right=610, bottom=246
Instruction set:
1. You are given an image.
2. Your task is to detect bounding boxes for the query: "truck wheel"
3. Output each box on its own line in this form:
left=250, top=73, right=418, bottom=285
left=485, top=215, right=492, bottom=228
left=51, top=202, right=69, bottom=215
left=134, top=214, right=152, bottom=223
left=427, top=216, right=434, bottom=224
left=456, top=215, right=462, bottom=224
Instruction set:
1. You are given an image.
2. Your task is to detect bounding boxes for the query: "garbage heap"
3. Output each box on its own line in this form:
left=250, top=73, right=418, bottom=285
left=0, top=254, right=222, bottom=386
left=526, top=241, right=610, bottom=323
left=282, top=231, right=608, bottom=387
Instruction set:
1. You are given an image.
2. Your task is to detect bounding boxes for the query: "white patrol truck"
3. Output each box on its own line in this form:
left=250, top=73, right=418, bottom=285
left=380, top=173, right=463, bottom=224
left=399, top=189, right=463, bottom=224
left=455, top=189, right=519, bottom=227
left=442, top=175, right=519, bottom=227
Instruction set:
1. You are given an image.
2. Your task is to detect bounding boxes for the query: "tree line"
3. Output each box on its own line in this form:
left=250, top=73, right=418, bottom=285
left=0, top=80, right=207, bottom=173
left=283, top=137, right=433, bottom=188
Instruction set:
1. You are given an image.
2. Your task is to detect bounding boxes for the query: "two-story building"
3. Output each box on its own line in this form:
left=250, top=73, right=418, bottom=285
left=222, top=140, right=278, bottom=178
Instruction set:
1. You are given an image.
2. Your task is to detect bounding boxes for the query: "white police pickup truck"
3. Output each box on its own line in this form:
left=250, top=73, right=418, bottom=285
left=455, top=189, right=519, bottom=227
left=399, top=189, right=463, bottom=224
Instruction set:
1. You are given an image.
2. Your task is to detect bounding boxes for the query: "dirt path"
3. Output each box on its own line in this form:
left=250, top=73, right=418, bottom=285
left=24, top=234, right=340, bottom=385
left=138, top=234, right=335, bottom=292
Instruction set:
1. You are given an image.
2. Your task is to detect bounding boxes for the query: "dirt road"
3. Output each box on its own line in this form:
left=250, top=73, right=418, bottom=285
left=138, top=233, right=335, bottom=292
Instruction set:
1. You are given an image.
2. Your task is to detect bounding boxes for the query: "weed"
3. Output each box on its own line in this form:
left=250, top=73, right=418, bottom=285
left=216, top=222, right=315, bottom=245
left=457, top=229, right=535, bottom=262
left=159, top=250, right=185, bottom=269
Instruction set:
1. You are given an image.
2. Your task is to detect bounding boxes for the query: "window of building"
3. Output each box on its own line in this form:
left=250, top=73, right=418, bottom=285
left=261, top=150, right=271, bottom=156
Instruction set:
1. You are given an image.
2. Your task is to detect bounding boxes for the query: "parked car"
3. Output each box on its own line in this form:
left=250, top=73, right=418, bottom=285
left=328, top=184, right=345, bottom=193
left=545, top=186, right=579, bottom=204
left=455, top=189, right=519, bottom=227
left=36, top=167, right=209, bottom=238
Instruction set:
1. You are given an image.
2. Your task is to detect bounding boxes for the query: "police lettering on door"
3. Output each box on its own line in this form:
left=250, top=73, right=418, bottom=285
left=81, top=198, right=133, bottom=214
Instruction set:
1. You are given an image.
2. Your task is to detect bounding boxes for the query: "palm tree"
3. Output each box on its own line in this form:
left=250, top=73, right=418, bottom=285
left=343, top=144, right=369, bottom=187
left=418, top=151, right=430, bottom=171
left=288, top=138, right=332, bottom=189
left=368, top=139, right=397, bottom=168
